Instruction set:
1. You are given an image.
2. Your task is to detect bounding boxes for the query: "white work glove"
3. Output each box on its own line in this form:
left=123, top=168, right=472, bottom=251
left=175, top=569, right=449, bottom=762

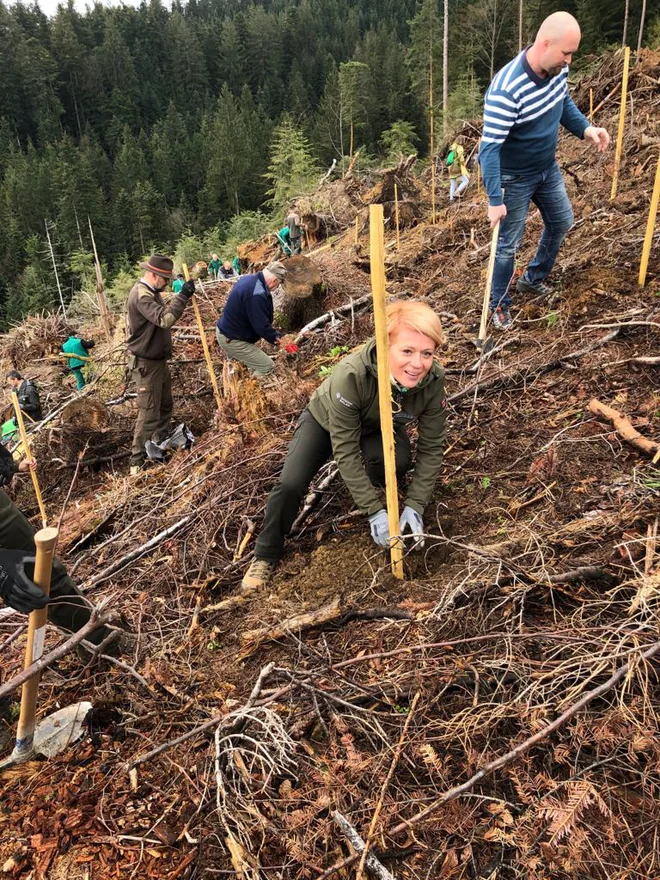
left=368, top=509, right=390, bottom=548
left=399, top=505, right=425, bottom=550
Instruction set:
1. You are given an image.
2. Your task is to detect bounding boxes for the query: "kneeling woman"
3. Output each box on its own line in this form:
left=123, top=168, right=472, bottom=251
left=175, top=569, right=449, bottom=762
left=242, top=301, right=447, bottom=589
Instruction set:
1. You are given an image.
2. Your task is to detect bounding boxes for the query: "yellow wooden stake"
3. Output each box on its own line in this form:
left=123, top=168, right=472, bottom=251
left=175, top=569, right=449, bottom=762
left=11, top=392, right=46, bottom=527
left=354, top=215, right=359, bottom=245
left=478, top=222, right=500, bottom=346
left=12, top=527, right=58, bottom=761
left=477, top=161, right=481, bottom=195
left=369, top=204, right=404, bottom=579
left=589, top=87, right=594, bottom=123
left=182, top=264, right=223, bottom=412
left=394, top=182, right=401, bottom=251
left=639, top=149, right=660, bottom=287
left=610, top=46, right=630, bottom=202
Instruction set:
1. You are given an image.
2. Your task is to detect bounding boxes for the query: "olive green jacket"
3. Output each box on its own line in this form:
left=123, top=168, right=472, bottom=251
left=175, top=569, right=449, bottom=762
left=307, top=339, right=447, bottom=516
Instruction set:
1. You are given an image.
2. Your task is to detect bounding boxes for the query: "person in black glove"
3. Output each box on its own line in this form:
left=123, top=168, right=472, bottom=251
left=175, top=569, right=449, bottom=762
left=0, top=445, right=115, bottom=650
left=0, top=549, right=49, bottom=613
left=126, top=254, right=195, bottom=474
left=181, top=279, right=196, bottom=298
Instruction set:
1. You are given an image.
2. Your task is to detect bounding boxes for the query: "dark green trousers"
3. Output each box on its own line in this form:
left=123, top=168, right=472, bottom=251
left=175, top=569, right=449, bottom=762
left=0, top=490, right=109, bottom=645
left=254, top=409, right=411, bottom=561
left=130, top=357, right=173, bottom=466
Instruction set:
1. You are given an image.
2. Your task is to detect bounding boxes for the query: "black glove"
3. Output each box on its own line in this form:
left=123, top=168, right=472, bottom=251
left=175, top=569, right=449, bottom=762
left=0, top=549, right=49, bottom=614
left=181, top=279, right=196, bottom=299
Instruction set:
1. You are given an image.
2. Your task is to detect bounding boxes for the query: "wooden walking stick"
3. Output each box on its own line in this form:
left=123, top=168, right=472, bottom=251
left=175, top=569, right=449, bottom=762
left=369, top=204, right=404, bottom=579
left=638, top=149, right=660, bottom=287
left=182, top=264, right=223, bottom=412
left=10, top=526, right=58, bottom=763
left=477, top=221, right=500, bottom=351
left=610, top=46, right=630, bottom=202
left=394, top=182, right=401, bottom=251
left=11, top=392, right=47, bottom=527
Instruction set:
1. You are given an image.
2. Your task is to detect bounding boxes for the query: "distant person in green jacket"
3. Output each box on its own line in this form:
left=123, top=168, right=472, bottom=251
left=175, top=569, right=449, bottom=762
left=232, top=256, right=242, bottom=276
left=62, top=333, right=96, bottom=391
left=172, top=274, right=185, bottom=294
left=241, top=300, right=448, bottom=590
left=208, top=254, right=221, bottom=280
left=276, top=227, right=293, bottom=257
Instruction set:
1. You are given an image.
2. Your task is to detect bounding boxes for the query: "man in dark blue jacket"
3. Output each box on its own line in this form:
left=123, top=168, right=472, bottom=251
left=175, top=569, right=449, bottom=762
left=215, top=261, right=291, bottom=377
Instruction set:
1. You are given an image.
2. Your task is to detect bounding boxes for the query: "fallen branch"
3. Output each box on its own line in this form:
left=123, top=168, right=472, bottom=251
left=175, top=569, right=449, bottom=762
left=291, top=464, right=340, bottom=531
left=294, top=295, right=372, bottom=344
left=0, top=608, right=114, bottom=700
left=588, top=398, right=660, bottom=457
left=239, top=596, right=342, bottom=657
left=84, top=515, right=193, bottom=589
left=355, top=692, right=420, bottom=880
left=126, top=662, right=275, bottom=771
left=449, top=329, right=620, bottom=405
left=332, top=811, right=396, bottom=880
left=317, top=638, right=660, bottom=880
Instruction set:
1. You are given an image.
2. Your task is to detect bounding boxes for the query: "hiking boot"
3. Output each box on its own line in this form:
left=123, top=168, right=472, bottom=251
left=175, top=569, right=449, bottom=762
left=516, top=276, right=553, bottom=297
left=241, top=558, right=276, bottom=590
left=491, top=306, right=513, bottom=331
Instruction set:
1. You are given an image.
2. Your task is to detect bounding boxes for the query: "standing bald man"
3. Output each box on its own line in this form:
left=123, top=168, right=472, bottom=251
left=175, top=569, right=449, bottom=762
left=479, top=12, right=610, bottom=330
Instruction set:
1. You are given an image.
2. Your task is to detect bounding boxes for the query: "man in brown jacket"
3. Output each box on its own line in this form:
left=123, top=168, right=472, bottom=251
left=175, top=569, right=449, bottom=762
left=126, top=254, right=195, bottom=474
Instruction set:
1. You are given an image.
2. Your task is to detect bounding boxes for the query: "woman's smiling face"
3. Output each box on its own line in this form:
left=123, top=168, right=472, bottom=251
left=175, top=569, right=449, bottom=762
left=388, top=326, right=437, bottom=389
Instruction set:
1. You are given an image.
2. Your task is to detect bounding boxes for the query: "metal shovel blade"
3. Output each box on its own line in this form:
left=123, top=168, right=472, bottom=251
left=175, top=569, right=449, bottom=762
left=475, top=335, right=495, bottom=354
left=33, top=701, right=92, bottom=758
left=1, top=702, right=92, bottom=767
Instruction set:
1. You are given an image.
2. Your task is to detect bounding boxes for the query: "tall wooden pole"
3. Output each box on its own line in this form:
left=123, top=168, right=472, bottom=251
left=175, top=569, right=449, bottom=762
left=369, top=204, right=403, bottom=579
left=44, top=220, right=66, bottom=318
left=10, top=527, right=59, bottom=763
left=11, top=392, right=47, bottom=528
left=182, top=264, right=223, bottom=412
left=354, top=215, right=359, bottom=246
left=636, top=0, right=646, bottom=63
left=610, top=46, right=630, bottom=202
left=88, top=217, right=112, bottom=342
left=429, top=28, right=436, bottom=225
left=442, top=0, right=448, bottom=139
left=589, top=88, right=594, bottom=123
left=478, top=222, right=500, bottom=347
left=394, top=182, right=401, bottom=251
left=638, top=149, right=660, bottom=287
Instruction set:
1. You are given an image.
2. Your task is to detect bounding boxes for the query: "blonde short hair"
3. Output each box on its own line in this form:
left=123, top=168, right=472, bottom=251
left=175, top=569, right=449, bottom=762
left=386, top=300, right=445, bottom=347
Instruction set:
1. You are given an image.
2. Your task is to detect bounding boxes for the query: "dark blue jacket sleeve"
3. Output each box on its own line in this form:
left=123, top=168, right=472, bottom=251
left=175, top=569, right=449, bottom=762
left=245, top=286, right=279, bottom=344
left=560, top=94, right=589, bottom=139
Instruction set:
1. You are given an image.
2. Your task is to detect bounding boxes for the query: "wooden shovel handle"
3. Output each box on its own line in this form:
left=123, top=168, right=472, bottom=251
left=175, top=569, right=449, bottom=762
left=478, top=221, right=500, bottom=344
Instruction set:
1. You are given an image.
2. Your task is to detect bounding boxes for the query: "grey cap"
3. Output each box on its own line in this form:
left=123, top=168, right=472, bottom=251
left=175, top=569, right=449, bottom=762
left=265, top=260, right=287, bottom=282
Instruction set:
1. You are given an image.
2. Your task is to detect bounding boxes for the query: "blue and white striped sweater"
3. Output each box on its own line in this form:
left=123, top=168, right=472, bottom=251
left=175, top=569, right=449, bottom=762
left=479, top=50, right=589, bottom=205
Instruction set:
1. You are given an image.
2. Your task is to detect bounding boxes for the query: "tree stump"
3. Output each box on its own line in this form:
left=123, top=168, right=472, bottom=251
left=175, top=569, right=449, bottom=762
left=277, top=256, right=325, bottom=329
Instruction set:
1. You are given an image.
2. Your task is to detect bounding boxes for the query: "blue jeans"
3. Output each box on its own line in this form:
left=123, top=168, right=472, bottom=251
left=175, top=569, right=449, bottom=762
left=450, top=175, right=469, bottom=200
left=491, top=161, right=574, bottom=310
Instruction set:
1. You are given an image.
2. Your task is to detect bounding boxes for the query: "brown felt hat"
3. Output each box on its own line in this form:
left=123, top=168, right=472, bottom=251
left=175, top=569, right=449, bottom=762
left=140, top=254, right=176, bottom=279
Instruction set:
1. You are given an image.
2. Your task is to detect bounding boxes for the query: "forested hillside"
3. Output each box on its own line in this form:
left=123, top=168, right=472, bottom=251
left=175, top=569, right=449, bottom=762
left=0, top=0, right=656, bottom=324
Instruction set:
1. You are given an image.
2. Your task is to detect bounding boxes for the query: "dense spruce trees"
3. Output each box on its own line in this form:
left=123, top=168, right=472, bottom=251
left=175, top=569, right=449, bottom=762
left=0, top=0, right=653, bottom=324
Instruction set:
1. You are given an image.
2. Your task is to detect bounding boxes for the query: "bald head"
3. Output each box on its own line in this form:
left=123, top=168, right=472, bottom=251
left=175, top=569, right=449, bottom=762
left=528, top=11, right=581, bottom=78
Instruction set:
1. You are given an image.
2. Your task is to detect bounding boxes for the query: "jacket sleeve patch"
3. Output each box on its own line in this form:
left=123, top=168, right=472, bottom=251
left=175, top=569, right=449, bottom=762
left=335, top=392, right=355, bottom=409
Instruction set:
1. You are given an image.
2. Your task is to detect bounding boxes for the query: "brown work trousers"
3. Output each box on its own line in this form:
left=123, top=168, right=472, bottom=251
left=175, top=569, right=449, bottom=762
left=130, top=357, right=173, bottom=466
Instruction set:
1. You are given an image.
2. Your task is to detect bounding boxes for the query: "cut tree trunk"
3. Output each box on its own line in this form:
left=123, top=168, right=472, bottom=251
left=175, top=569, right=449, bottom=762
left=278, top=256, right=325, bottom=329
left=588, top=398, right=660, bottom=457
